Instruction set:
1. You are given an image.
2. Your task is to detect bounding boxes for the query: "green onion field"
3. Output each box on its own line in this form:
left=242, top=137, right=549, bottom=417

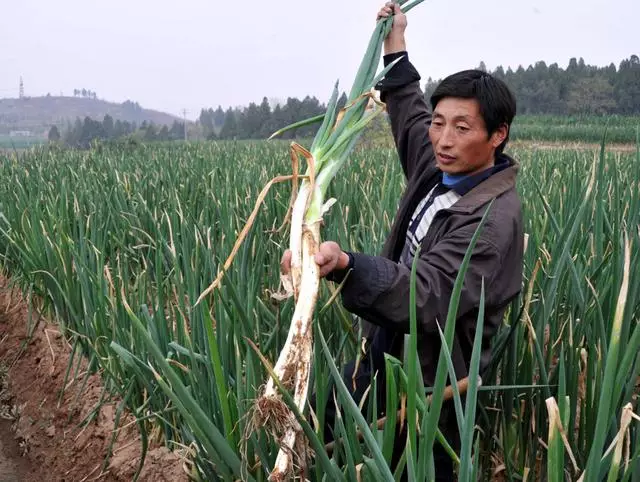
left=0, top=139, right=639, bottom=481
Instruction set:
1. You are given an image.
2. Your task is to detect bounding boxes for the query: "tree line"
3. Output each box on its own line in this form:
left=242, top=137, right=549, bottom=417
left=425, top=55, right=640, bottom=116
left=198, top=94, right=346, bottom=140
left=205, top=55, right=639, bottom=139
left=73, top=88, right=98, bottom=99
left=50, top=115, right=187, bottom=148
left=50, top=55, right=638, bottom=147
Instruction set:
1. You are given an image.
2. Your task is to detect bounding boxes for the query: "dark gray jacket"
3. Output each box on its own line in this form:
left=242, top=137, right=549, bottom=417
left=334, top=77, right=524, bottom=389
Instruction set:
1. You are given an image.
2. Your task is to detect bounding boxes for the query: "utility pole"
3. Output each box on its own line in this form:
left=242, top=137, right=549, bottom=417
left=182, top=108, right=188, bottom=141
left=19, top=76, right=24, bottom=99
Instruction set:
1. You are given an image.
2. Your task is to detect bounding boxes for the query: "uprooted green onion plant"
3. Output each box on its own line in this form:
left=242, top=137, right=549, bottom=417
left=237, top=2, right=427, bottom=479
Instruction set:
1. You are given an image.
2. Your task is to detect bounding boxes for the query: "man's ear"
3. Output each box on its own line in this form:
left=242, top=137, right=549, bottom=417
left=491, top=124, right=508, bottom=148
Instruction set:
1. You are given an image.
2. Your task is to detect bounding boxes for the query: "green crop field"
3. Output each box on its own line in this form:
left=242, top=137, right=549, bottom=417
left=0, top=140, right=639, bottom=481
left=362, top=115, right=640, bottom=150
left=510, top=115, right=640, bottom=144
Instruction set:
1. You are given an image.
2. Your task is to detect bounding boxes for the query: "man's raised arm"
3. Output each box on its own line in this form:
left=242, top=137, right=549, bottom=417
left=376, top=2, right=434, bottom=180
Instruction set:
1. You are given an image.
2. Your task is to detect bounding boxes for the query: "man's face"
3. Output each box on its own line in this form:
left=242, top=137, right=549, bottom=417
left=429, top=97, right=507, bottom=175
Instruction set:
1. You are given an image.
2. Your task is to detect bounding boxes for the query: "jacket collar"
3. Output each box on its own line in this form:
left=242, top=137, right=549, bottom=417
left=446, top=153, right=519, bottom=214
left=443, top=156, right=510, bottom=196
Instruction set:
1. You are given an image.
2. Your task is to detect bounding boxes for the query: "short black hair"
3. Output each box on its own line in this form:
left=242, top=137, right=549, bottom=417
left=430, top=69, right=516, bottom=154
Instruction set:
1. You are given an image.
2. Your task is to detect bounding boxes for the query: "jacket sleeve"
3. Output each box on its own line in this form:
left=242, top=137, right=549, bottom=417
left=376, top=52, right=434, bottom=180
left=335, top=223, right=502, bottom=334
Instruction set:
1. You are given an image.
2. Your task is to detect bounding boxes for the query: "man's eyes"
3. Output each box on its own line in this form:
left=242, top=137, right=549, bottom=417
left=431, top=121, right=470, bottom=132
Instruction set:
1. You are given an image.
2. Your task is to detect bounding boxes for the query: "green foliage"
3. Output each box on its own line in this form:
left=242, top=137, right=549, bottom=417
left=60, top=115, right=186, bottom=148
left=363, top=113, right=640, bottom=147
left=0, top=139, right=638, bottom=480
left=424, top=54, right=640, bottom=115
left=203, top=55, right=640, bottom=143
left=511, top=114, right=640, bottom=144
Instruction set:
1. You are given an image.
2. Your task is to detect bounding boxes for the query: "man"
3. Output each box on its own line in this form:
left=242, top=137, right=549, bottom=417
left=281, top=2, right=523, bottom=478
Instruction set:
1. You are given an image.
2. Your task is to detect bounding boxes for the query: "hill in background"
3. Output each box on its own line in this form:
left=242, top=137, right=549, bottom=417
left=0, top=96, right=181, bottom=138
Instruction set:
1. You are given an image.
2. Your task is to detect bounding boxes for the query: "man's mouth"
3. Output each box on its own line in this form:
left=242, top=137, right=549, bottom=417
left=437, top=152, right=456, bottom=164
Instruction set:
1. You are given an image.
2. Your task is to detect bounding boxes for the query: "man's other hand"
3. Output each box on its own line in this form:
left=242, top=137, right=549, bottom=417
left=280, top=242, right=350, bottom=279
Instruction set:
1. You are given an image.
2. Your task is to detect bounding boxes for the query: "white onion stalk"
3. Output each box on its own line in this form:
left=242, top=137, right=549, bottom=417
left=252, top=3, right=426, bottom=479
left=261, top=126, right=386, bottom=482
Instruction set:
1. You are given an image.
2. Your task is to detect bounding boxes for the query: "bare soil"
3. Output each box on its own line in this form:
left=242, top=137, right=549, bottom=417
left=0, top=276, right=189, bottom=482
left=0, top=419, right=31, bottom=481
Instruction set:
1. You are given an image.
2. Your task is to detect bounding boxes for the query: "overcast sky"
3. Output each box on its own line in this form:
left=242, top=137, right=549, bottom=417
left=1, top=0, right=637, bottom=119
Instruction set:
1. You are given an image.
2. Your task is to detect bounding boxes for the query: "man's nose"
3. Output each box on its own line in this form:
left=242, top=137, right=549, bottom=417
left=439, top=126, right=455, bottom=147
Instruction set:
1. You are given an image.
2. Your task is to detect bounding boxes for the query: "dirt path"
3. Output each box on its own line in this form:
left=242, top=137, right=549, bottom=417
left=0, top=277, right=189, bottom=482
left=0, top=419, right=31, bottom=481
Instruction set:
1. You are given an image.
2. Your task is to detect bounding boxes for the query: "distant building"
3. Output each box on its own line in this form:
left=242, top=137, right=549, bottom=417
left=9, top=130, right=32, bottom=137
